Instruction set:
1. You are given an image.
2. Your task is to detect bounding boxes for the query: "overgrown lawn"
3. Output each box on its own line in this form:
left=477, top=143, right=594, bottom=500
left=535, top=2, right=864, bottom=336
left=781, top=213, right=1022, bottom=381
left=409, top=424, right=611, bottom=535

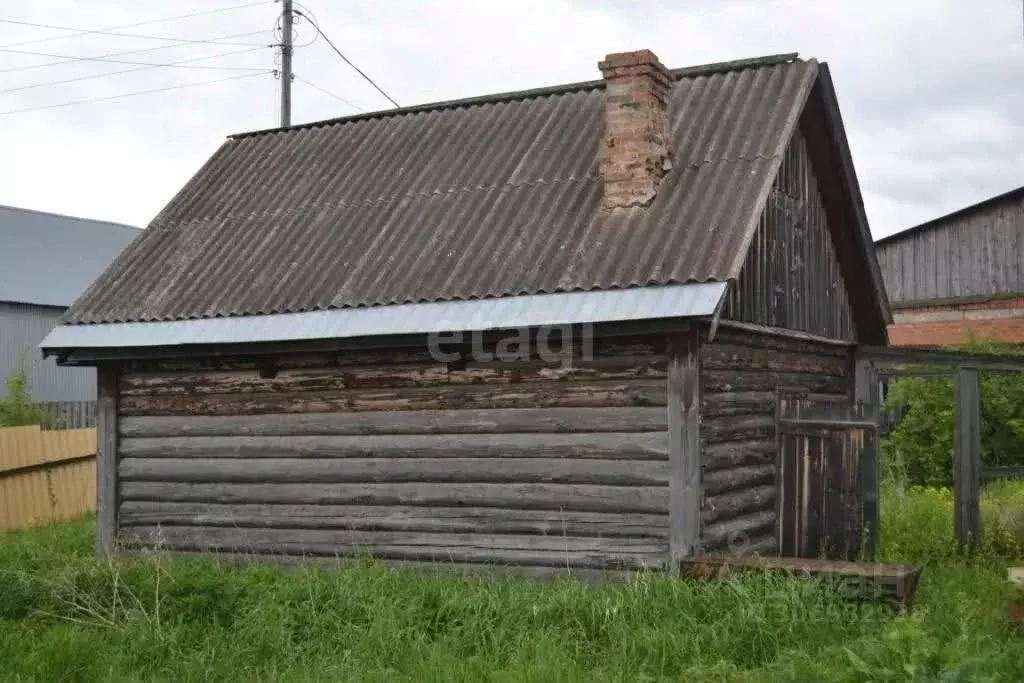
left=1, top=483, right=1022, bottom=681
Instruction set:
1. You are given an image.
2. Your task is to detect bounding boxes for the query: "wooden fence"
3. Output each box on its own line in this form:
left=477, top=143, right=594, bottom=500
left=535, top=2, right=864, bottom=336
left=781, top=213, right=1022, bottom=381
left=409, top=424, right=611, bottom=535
left=0, top=425, right=97, bottom=532
left=37, top=401, right=97, bottom=429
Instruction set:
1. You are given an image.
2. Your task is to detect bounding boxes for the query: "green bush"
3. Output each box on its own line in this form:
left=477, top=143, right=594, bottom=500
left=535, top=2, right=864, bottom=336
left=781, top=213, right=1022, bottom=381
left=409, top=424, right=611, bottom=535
left=881, top=480, right=1024, bottom=563
left=0, top=350, right=58, bottom=428
left=882, top=339, right=1024, bottom=486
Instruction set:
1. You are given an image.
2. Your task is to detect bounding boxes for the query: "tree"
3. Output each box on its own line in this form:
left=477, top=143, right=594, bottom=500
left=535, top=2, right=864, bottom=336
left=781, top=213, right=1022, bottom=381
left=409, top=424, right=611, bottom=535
left=882, top=338, right=1024, bottom=486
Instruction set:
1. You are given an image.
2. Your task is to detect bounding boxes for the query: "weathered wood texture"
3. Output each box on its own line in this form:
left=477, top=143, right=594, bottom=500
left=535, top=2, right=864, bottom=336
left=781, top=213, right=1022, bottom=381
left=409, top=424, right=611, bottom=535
left=119, top=525, right=663, bottom=569
left=667, top=332, right=701, bottom=562
left=115, top=337, right=671, bottom=570
left=776, top=394, right=866, bottom=561
left=699, top=329, right=853, bottom=557
left=723, top=128, right=858, bottom=342
left=680, top=554, right=924, bottom=613
left=96, top=364, right=118, bottom=556
left=954, top=368, right=981, bottom=551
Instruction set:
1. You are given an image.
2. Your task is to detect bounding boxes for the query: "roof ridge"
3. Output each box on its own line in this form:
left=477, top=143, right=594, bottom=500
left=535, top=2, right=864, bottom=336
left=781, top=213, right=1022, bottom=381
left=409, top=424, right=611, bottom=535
left=0, top=203, right=141, bottom=232
left=875, top=183, right=1024, bottom=246
left=231, top=52, right=801, bottom=140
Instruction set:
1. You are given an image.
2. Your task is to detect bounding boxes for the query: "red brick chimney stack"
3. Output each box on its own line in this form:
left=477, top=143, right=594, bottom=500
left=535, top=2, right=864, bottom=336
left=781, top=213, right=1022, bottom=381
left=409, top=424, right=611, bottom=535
left=598, top=49, right=673, bottom=210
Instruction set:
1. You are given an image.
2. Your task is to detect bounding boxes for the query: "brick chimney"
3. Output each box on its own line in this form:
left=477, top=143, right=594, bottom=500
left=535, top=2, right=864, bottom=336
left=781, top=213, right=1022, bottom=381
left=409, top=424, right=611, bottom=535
left=598, top=49, right=673, bottom=210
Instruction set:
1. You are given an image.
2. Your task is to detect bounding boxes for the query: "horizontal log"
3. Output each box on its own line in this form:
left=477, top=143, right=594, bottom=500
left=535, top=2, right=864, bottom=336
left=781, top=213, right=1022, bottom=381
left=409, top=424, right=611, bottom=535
left=124, top=338, right=667, bottom=374
left=118, top=526, right=667, bottom=569
left=119, top=407, right=669, bottom=438
left=119, top=431, right=669, bottom=461
left=116, top=549, right=640, bottom=582
left=702, top=465, right=775, bottom=496
left=120, top=356, right=669, bottom=397
left=701, top=344, right=847, bottom=375
left=706, top=328, right=851, bottom=357
left=702, top=392, right=775, bottom=418
left=702, top=415, right=775, bottom=443
left=117, top=502, right=669, bottom=538
left=703, top=485, right=776, bottom=525
left=745, top=535, right=778, bottom=555
left=118, top=457, right=670, bottom=487
left=119, top=380, right=668, bottom=417
left=702, top=370, right=846, bottom=395
left=700, top=510, right=776, bottom=551
left=703, top=441, right=775, bottom=471
left=119, top=482, right=671, bottom=513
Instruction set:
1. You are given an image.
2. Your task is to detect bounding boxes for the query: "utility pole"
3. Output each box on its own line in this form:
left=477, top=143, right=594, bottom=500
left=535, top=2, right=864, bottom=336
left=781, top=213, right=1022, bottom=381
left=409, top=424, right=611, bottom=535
left=279, top=0, right=293, bottom=127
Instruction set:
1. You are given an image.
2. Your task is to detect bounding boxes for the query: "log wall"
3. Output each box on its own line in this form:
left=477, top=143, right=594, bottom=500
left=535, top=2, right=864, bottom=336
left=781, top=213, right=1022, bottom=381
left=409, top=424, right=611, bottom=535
left=699, top=328, right=853, bottom=556
left=113, top=337, right=672, bottom=572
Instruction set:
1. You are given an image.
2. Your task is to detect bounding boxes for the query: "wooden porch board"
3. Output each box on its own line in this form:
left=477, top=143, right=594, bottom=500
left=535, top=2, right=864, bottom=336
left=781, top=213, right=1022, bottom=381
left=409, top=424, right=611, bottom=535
left=679, top=553, right=923, bottom=613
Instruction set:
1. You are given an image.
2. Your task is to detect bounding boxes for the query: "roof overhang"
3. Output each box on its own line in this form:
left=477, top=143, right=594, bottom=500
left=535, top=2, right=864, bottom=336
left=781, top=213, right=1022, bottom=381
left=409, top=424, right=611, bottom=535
left=41, top=282, right=727, bottom=356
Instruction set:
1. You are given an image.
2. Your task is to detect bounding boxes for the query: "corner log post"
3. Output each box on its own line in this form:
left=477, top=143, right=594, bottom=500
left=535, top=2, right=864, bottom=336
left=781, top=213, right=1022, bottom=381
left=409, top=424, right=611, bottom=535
left=96, top=362, right=120, bottom=556
left=667, top=331, right=701, bottom=567
left=853, top=357, right=880, bottom=560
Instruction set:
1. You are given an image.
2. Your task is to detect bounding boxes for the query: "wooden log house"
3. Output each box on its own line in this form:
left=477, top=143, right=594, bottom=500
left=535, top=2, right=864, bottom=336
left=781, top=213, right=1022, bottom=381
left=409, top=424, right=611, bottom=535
left=42, top=50, right=895, bottom=575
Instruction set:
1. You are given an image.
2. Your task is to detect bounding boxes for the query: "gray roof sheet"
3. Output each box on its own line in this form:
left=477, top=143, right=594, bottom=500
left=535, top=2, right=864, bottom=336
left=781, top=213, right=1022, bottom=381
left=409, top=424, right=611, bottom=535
left=64, top=53, right=818, bottom=325
left=0, top=205, right=140, bottom=307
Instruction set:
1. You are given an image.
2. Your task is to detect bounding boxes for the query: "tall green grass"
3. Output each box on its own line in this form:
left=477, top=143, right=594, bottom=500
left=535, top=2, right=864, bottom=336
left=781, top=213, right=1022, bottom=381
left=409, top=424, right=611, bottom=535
left=0, top=482, right=1022, bottom=682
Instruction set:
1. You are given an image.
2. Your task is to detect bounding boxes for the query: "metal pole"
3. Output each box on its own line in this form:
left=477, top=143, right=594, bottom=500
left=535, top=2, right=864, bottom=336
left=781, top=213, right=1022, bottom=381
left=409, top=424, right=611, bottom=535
left=279, top=0, right=293, bottom=127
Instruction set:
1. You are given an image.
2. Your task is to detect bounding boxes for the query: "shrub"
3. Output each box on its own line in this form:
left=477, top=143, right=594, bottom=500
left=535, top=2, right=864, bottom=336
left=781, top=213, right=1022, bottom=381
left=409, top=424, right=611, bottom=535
left=0, top=350, right=57, bottom=428
left=882, top=339, right=1024, bottom=486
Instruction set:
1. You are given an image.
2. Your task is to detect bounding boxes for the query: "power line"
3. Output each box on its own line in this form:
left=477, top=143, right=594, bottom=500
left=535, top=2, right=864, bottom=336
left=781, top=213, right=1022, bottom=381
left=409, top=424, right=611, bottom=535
left=292, top=9, right=399, bottom=108
left=0, top=1, right=273, bottom=49
left=0, top=47, right=269, bottom=96
left=0, top=70, right=272, bottom=117
left=0, top=18, right=269, bottom=48
left=0, top=30, right=272, bottom=74
left=295, top=75, right=364, bottom=112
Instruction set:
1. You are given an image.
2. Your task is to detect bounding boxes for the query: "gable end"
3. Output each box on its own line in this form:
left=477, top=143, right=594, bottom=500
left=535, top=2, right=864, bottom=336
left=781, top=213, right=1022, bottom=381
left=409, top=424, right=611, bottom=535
left=723, top=128, right=857, bottom=342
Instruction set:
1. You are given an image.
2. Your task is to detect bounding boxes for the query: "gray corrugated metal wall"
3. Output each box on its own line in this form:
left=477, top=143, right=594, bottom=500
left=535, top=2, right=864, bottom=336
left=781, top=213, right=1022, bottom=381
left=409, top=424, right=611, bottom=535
left=0, top=302, right=95, bottom=402
left=876, top=196, right=1024, bottom=306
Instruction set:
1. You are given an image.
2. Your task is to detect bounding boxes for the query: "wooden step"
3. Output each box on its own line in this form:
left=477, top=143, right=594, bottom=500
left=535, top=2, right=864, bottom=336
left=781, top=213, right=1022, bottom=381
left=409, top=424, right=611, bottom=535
left=679, top=554, right=923, bottom=613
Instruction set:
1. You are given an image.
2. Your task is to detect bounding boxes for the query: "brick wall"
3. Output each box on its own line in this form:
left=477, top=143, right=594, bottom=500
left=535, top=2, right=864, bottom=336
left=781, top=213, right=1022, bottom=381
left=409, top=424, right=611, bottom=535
left=888, top=297, right=1024, bottom=346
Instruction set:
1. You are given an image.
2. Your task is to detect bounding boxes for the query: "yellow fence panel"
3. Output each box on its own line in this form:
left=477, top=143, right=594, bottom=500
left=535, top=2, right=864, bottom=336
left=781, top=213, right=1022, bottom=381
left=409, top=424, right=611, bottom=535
left=0, top=425, right=97, bottom=532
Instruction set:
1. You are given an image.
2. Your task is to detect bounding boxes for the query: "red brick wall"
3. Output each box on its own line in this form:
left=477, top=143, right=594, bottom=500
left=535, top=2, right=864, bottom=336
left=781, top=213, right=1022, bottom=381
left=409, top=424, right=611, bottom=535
left=888, top=297, right=1024, bottom=346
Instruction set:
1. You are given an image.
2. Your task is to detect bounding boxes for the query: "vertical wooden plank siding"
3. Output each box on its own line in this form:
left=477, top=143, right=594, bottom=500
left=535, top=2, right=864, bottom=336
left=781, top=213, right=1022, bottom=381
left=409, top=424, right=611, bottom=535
left=668, top=332, right=700, bottom=564
left=699, top=328, right=853, bottom=557
left=724, top=129, right=857, bottom=342
left=112, top=337, right=674, bottom=573
left=96, top=364, right=119, bottom=556
left=876, top=192, right=1024, bottom=307
left=953, top=367, right=982, bottom=551
left=853, top=358, right=880, bottom=559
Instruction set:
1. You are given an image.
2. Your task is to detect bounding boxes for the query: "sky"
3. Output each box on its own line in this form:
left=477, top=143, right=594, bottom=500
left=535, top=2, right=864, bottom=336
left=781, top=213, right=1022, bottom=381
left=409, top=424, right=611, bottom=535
left=0, top=0, right=1020, bottom=239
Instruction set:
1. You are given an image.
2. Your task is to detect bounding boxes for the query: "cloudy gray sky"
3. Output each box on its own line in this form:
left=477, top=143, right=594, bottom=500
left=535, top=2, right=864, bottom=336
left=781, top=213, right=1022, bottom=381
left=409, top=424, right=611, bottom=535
left=0, top=0, right=1020, bottom=238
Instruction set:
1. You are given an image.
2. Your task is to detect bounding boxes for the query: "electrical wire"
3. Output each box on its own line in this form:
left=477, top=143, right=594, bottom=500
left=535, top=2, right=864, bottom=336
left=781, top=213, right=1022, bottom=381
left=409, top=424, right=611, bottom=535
left=0, top=47, right=269, bottom=96
left=0, top=1, right=273, bottom=49
left=0, top=18, right=269, bottom=48
left=0, top=70, right=272, bottom=117
left=0, top=30, right=273, bottom=74
left=295, top=75, right=365, bottom=112
left=292, top=9, right=399, bottom=107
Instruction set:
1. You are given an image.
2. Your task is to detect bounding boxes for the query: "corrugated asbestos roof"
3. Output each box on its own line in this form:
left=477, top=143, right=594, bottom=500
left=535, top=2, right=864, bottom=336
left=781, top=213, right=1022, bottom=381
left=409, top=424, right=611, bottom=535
left=42, top=283, right=726, bottom=349
left=0, top=205, right=140, bottom=307
left=64, top=53, right=818, bottom=325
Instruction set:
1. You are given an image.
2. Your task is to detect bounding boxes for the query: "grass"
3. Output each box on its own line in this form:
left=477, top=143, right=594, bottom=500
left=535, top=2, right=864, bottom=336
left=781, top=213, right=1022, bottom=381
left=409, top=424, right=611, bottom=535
left=0, top=484, right=1022, bottom=682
